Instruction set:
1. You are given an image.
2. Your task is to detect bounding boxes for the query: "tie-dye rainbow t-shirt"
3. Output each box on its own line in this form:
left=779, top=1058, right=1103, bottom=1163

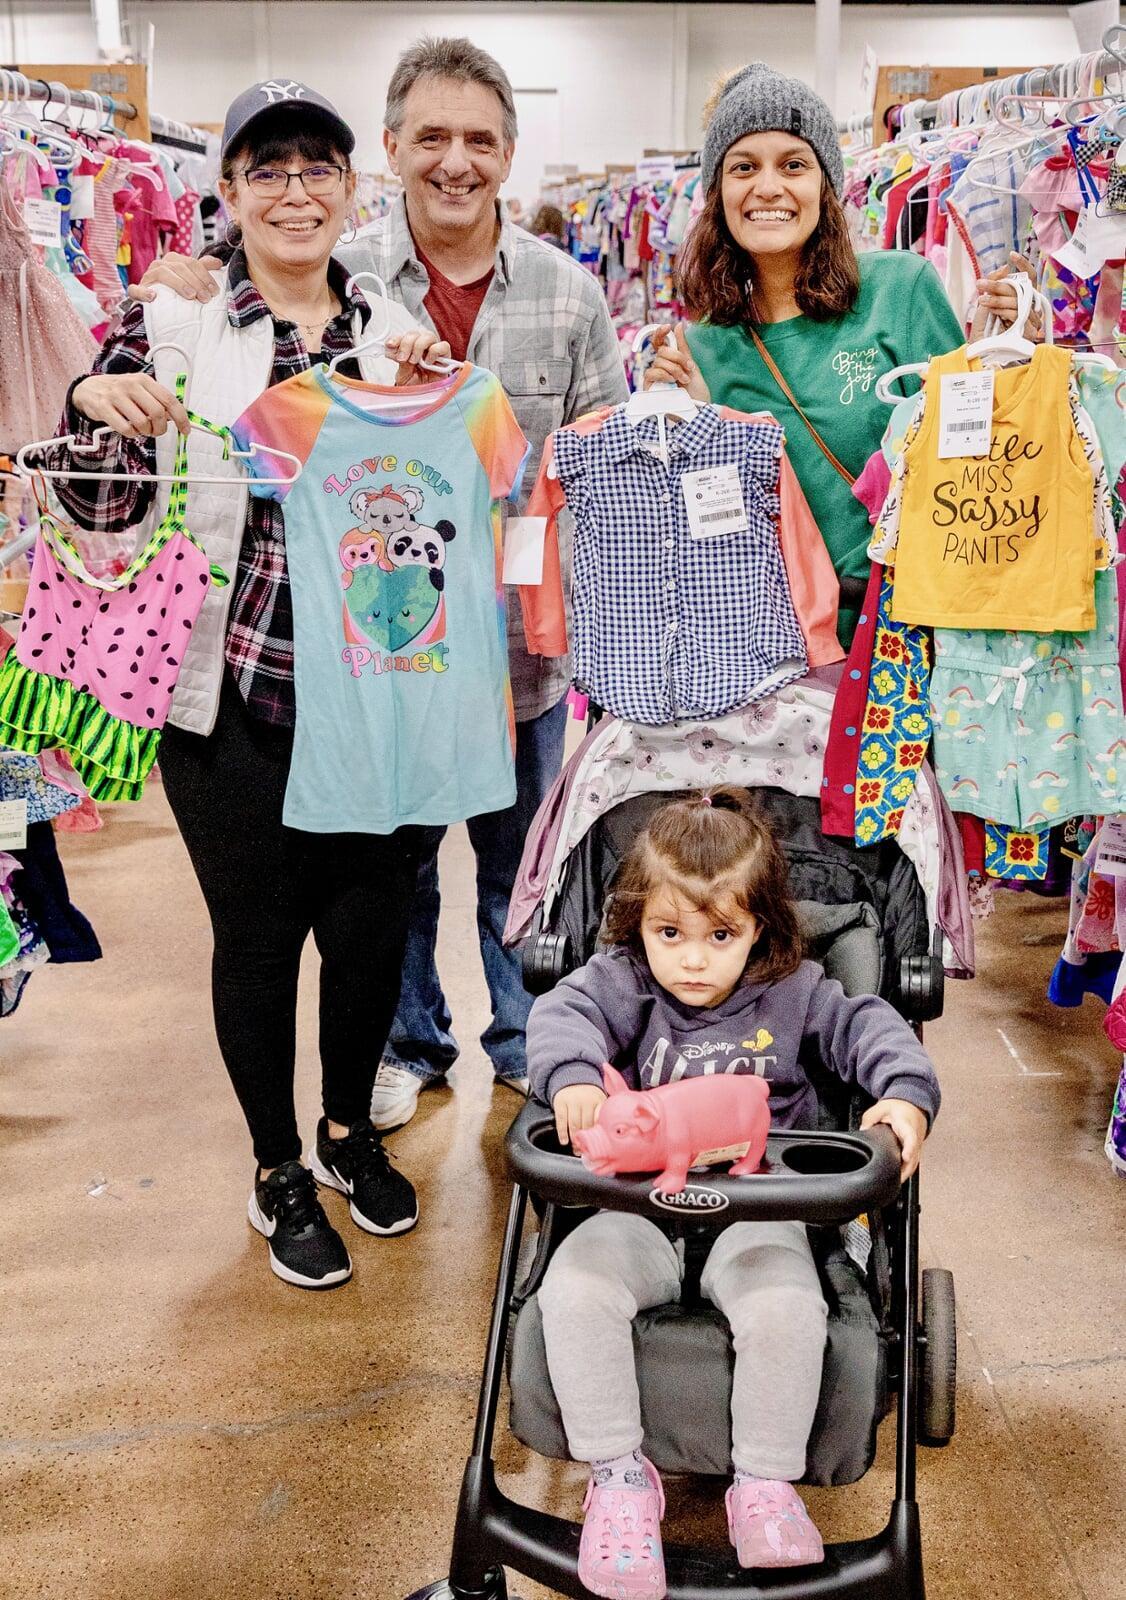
left=231, top=363, right=529, bottom=834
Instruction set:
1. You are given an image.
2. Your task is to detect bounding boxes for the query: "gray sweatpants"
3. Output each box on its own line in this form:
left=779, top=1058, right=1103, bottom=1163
left=538, top=1212, right=828, bottom=1481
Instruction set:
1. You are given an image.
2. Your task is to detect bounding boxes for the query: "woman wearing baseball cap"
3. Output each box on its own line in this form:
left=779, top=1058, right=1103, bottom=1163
left=44, top=83, right=451, bottom=1291
left=647, top=63, right=1037, bottom=646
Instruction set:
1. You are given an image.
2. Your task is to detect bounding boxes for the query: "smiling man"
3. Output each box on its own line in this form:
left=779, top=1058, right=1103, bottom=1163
left=351, top=38, right=628, bottom=1127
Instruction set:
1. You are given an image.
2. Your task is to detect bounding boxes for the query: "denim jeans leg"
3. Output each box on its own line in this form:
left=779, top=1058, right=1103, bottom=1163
left=469, top=692, right=570, bottom=1080
left=381, top=824, right=459, bottom=1083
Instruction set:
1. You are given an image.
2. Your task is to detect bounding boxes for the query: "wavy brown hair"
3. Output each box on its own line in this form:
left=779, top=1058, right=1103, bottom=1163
left=678, top=174, right=860, bottom=325
left=603, top=788, right=804, bottom=988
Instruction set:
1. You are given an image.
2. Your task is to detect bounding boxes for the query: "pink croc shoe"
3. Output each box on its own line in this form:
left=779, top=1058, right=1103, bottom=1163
left=577, top=1455, right=666, bottom=1599
left=725, top=1477, right=825, bottom=1569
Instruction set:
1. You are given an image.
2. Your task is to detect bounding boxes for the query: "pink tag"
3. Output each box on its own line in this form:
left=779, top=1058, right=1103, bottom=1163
left=568, top=688, right=589, bottom=722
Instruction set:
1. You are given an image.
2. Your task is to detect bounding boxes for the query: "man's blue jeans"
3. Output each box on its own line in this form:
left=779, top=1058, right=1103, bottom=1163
left=383, top=693, right=569, bottom=1083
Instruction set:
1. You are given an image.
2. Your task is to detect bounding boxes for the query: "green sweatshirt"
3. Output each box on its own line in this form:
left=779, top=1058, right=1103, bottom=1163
left=686, top=252, right=964, bottom=642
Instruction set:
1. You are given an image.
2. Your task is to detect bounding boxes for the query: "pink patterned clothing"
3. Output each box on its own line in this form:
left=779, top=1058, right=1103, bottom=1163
left=18, top=509, right=214, bottom=730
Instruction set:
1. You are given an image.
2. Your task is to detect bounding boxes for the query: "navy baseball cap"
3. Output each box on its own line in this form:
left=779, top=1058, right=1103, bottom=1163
left=221, top=80, right=355, bottom=159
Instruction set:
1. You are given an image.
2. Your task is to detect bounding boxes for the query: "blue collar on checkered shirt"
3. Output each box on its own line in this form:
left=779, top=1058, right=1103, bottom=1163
left=599, top=402, right=727, bottom=466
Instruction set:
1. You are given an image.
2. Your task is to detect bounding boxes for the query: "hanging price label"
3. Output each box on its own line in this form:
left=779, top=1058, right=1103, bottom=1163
left=0, top=798, right=28, bottom=851
left=938, top=371, right=994, bottom=459
left=69, top=174, right=95, bottom=220
left=682, top=464, right=750, bottom=538
left=1096, top=815, right=1126, bottom=878
left=23, top=198, right=62, bottom=247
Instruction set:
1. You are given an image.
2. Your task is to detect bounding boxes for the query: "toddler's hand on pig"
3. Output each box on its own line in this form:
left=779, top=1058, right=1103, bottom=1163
left=860, top=1098, right=928, bottom=1182
left=553, top=1083, right=608, bottom=1147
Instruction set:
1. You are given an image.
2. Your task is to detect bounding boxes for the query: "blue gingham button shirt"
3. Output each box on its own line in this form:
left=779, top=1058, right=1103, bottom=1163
left=553, top=405, right=807, bottom=725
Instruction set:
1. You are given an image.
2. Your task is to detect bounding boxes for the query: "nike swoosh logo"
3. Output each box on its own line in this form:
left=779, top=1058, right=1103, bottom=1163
left=258, top=1208, right=277, bottom=1236
left=331, top=1165, right=354, bottom=1194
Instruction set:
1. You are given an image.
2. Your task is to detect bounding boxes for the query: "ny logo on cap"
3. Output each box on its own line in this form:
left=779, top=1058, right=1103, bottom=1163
left=260, top=81, right=306, bottom=104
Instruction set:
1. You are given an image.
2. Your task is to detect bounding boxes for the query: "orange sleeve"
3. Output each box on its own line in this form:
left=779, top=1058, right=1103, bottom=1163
left=777, top=453, right=844, bottom=667
left=516, top=435, right=569, bottom=658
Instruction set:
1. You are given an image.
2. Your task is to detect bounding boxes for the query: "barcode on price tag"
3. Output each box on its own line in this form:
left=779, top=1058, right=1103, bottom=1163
left=938, top=370, right=994, bottom=459
left=23, top=198, right=62, bottom=247
left=683, top=464, right=750, bottom=539
left=0, top=799, right=27, bottom=851
left=1096, top=815, right=1126, bottom=878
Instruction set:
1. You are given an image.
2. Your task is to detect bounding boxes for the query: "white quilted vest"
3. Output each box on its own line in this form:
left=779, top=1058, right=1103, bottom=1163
left=142, top=274, right=414, bottom=734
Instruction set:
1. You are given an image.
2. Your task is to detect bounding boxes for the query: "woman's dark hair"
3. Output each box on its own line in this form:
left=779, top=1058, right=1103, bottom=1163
left=530, top=203, right=565, bottom=238
left=678, top=173, right=860, bottom=325
left=603, top=787, right=804, bottom=987
left=221, top=115, right=352, bottom=184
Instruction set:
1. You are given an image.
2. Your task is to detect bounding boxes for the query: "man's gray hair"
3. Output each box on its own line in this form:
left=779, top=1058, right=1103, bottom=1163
left=385, top=36, right=518, bottom=145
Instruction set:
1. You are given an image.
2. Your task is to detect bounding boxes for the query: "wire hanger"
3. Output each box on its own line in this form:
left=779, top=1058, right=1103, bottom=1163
left=15, top=349, right=303, bottom=487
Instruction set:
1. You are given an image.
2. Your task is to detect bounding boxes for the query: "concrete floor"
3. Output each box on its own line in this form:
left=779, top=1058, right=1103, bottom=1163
left=2, top=786, right=1124, bottom=1600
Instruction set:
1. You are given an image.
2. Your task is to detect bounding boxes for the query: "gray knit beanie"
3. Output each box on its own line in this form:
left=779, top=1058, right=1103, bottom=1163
left=701, top=62, right=844, bottom=197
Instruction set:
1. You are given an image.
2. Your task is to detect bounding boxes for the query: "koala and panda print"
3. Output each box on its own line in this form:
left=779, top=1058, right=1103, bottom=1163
left=340, top=485, right=457, bottom=592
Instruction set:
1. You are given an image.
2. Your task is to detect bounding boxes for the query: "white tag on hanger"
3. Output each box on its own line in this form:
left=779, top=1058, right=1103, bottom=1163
left=69, top=174, right=95, bottom=221
left=1096, top=815, right=1126, bottom=879
left=1050, top=207, right=1125, bottom=279
left=23, top=199, right=62, bottom=248
left=682, top=465, right=749, bottom=538
left=0, top=798, right=28, bottom=851
left=503, top=517, right=547, bottom=584
left=937, top=372, right=994, bottom=459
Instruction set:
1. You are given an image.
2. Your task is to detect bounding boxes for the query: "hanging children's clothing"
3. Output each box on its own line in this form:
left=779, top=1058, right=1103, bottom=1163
left=231, top=362, right=564, bottom=834
left=888, top=345, right=1095, bottom=633
left=0, top=174, right=97, bottom=448
left=0, top=388, right=225, bottom=799
left=526, top=404, right=839, bottom=726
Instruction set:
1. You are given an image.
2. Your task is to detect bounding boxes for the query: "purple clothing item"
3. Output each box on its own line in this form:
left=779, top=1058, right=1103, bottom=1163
left=528, top=947, right=941, bottom=1129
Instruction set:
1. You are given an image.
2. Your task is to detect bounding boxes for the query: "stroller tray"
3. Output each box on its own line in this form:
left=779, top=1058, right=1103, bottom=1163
left=506, top=1103, right=903, bottom=1226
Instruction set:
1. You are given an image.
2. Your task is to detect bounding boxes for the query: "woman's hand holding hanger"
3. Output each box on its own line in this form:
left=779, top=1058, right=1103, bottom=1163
left=384, top=330, right=454, bottom=386
left=970, top=252, right=1044, bottom=342
left=642, top=324, right=712, bottom=403
left=71, top=373, right=192, bottom=440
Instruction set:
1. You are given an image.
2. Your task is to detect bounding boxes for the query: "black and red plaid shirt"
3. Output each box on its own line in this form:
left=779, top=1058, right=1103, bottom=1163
left=44, top=249, right=370, bottom=728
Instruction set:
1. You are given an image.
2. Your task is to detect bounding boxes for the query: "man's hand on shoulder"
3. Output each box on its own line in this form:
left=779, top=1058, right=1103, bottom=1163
left=129, top=253, right=224, bottom=304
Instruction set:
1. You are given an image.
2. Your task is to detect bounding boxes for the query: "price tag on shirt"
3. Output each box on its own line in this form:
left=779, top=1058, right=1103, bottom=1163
left=1096, top=815, right=1126, bottom=878
left=69, top=174, right=95, bottom=221
left=503, top=516, right=546, bottom=584
left=937, top=370, right=994, bottom=459
left=682, top=465, right=750, bottom=539
left=0, top=798, right=28, bottom=851
left=23, top=198, right=62, bottom=248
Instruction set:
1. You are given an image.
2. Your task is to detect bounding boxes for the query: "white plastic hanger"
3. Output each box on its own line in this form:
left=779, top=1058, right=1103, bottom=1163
left=326, top=270, right=463, bottom=381
left=624, top=323, right=698, bottom=465
left=16, top=346, right=303, bottom=487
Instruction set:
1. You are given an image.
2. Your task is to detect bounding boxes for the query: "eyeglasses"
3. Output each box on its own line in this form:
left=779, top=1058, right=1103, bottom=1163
left=240, top=163, right=347, bottom=198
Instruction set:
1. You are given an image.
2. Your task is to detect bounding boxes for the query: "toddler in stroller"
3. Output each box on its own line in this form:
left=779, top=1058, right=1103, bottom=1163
left=526, top=789, right=940, bottom=1598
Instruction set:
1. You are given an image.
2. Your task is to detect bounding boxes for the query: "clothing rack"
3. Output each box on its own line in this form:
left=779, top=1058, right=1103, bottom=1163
left=149, top=113, right=210, bottom=155
left=883, top=34, right=1125, bottom=134
left=0, top=70, right=138, bottom=124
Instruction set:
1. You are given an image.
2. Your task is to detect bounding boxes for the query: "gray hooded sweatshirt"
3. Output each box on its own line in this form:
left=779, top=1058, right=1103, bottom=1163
left=527, top=949, right=940, bottom=1130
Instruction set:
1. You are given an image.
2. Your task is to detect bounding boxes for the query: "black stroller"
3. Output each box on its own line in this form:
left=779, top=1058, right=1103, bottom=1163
left=408, top=781, right=957, bottom=1600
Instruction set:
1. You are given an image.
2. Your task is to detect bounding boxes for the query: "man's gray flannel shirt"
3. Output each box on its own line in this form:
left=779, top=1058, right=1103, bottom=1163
left=341, top=198, right=628, bottom=721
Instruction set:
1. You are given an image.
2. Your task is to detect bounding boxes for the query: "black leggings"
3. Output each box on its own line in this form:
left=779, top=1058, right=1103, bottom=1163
left=159, top=675, right=421, bottom=1168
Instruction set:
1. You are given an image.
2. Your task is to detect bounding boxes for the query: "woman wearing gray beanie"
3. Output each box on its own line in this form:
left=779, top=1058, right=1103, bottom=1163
left=648, top=62, right=1035, bottom=646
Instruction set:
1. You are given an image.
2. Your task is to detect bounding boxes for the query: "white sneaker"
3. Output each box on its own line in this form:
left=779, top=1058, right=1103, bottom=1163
left=370, top=1062, right=426, bottom=1130
left=495, top=1074, right=531, bottom=1098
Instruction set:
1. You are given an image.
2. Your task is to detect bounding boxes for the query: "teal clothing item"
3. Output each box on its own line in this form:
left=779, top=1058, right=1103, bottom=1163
left=231, top=363, right=530, bottom=835
left=686, top=253, right=964, bottom=642
left=929, top=570, right=1126, bottom=830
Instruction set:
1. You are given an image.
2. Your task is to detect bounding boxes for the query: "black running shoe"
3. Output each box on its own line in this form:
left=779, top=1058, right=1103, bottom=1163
left=309, top=1117, right=419, bottom=1236
left=247, top=1160, right=353, bottom=1289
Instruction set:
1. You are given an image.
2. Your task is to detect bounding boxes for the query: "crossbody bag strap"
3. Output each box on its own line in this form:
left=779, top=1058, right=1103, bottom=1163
left=748, top=326, right=856, bottom=488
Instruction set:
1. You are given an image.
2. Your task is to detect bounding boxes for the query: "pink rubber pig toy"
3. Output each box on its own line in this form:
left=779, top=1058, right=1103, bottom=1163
left=571, top=1063, right=772, bottom=1194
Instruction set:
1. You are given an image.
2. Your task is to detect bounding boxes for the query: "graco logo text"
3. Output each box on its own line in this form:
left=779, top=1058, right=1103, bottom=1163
left=650, top=1186, right=729, bottom=1214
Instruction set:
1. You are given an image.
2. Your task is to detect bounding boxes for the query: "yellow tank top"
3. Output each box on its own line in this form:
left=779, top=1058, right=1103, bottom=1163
left=890, top=344, right=1094, bottom=632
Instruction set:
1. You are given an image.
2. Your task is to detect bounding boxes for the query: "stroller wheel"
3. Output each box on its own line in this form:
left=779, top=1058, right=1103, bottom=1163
left=919, top=1266, right=957, bottom=1445
left=404, top=1577, right=516, bottom=1600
